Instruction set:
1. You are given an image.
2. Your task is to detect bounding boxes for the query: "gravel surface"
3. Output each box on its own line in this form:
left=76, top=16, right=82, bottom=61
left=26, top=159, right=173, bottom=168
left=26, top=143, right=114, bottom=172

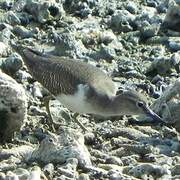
left=0, top=0, right=180, bottom=179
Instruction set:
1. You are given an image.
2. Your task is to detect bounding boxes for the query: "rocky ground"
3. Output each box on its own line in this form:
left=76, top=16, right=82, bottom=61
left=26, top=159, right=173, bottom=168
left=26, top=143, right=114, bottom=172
left=0, top=0, right=180, bottom=179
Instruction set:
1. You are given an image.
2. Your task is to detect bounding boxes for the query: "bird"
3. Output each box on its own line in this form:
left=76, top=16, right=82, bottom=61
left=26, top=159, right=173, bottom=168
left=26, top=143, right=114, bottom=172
left=12, top=45, right=164, bottom=131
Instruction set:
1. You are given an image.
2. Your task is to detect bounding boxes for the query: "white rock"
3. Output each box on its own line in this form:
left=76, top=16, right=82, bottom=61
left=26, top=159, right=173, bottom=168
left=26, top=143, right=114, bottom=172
left=0, top=70, right=27, bottom=141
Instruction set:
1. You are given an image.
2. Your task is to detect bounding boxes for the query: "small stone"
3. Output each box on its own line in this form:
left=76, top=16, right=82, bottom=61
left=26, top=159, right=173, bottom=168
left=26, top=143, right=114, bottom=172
left=172, top=164, right=180, bottom=176
left=24, top=0, right=65, bottom=23
left=151, top=75, right=164, bottom=84
left=0, top=42, right=9, bottom=56
left=28, top=166, right=42, bottom=180
left=3, top=11, right=21, bottom=25
left=128, top=163, right=170, bottom=179
left=0, top=27, right=12, bottom=44
left=13, top=168, right=29, bottom=179
left=100, top=31, right=116, bottom=45
left=32, top=82, right=44, bottom=99
left=168, top=40, right=180, bottom=51
left=78, top=173, right=90, bottom=180
left=84, top=132, right=96, bottom=145
left=13, top=25, right=35, bottom=39
left=140, top=25, right=159, bottom=39
left=1, top=53, right=23, bottom=75
left=126, top=2, right=138, bottom=14
left=161, top=4, right=180, bottom=32
left=15, top=70, right=32, bottom=83
left=43, top=163, right=54, bottom=179
left=110, top=10, right=135, bottom=32
left=0, top=172, right=6, bottom=179
left=29, top=106, right=47, bottom=116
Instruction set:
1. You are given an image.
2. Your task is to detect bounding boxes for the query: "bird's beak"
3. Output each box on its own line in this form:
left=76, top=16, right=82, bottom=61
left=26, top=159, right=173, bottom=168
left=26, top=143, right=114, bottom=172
left=142, top=105, right=165, bottom=123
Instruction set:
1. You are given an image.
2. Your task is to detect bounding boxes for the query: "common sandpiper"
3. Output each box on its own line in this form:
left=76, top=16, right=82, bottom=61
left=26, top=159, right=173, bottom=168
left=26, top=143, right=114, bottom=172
left=13, top=46, right=164, bottom=131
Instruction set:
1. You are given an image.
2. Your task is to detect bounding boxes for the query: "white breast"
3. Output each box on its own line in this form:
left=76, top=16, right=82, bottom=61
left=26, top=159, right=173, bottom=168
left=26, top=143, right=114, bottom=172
left=56, top=84, right=94, bottom=114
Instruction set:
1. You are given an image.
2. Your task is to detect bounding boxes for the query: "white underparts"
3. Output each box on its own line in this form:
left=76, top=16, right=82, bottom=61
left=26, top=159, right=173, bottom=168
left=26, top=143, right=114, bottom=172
left=57, top=84, right=95, bottom=114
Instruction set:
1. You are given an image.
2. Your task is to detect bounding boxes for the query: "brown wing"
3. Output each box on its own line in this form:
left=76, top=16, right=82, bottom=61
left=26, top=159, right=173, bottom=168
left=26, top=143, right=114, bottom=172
left=19, top=48, right=116, bottom=96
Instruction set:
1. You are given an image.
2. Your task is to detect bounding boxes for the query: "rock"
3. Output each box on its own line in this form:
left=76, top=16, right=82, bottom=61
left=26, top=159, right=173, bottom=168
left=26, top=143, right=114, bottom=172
left=24, top=0, right=65, bottom=23
left=145, top=56, right=174, bottom=76
left=125, top=2, right=138, bottom=14
left=13, top=25, right=36, bottom=39
left=29, top=105, right=47, bottom=116
left=52, top=32, right=88, bottom=58
left=14, top=168, right=29, bottom=179
left=0, top=42, right=10, bottom=57
left=1, top=53, right=23, bottom=75
left=30, top=128, right=92, bottom=168
left=152, top=78, right=180, bottom=131
left=128, top=163, right=171, bottom=179
left=0, top=27, right=12, bottom=44
left=171, top=164, right=180, bottom=176
left=134, top=7, right=161, bottom=31
left=146, top=0, right=159, bottom=8
left=0, top=172, right=6, bottom=179
left=63, top=0, right=97, bottom=17
left=28, top=166, right=43, bottom=180
left=0, top=0, right=14, bottom=10
left=43, top=163, right=54, bottom=179
left=0, top=11, right=21, bottom=25
left=0, top=70, right=27, bottom=142
left=109, top=10, right=135, bottom=32
left=168, top=39, right=180, bottom=51
left=89, top=44, right=116, bottom=62
left=5, top=171, right=19, bottom=180
left=140, top=24, right=159, bottom=39
left=161, top=4, right=180, bottom=32
left=85, top=166, right=108, bottom=178
left=99, top=30, right=117, bottom=45
left=78, top=173, right=90, bottom=180
left=15, top=69, right=32, bottom=83
left=57, top=158, right=79, bottom=178
left=31, top=82, right=44, bottom=99
left=151, top=74, right=164, bottom=84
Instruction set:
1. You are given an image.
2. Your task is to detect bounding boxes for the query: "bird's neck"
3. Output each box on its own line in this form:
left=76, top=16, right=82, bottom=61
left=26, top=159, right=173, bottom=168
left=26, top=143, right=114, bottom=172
left=95, top=94, right=130, bottom=117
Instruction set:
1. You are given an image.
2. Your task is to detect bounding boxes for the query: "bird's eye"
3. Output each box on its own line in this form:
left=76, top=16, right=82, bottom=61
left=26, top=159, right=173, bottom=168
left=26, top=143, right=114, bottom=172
left=137, top=101, right=144, bottom=108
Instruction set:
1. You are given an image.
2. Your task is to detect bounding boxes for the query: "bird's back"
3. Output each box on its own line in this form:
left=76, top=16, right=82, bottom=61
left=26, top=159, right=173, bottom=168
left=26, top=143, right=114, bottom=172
left=19, top=48, right=116, bottom=97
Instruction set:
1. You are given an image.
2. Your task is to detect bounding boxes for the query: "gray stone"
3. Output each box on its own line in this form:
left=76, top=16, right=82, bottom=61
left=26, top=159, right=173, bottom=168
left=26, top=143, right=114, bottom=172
left=0, top=27, right=12, bottom=44
left=24, top=0, right=65, bottom=23
left=13, top=25, right=36, bottom=39
left=161, top=4, right=180, bottom=32
left=43, top=163, right=54, bottom=179
left=126, top=2, right=138, bottom=14
left=168, top=40, right=180, bottom=51
left=0, top=11, right=21, bottom=25
left=128, top=163, right=171, bottom=179
left=0, top=70, right=27, bottom=142
left=1, top=53, right=23, bottom=75
left=30, top=128, right=92, bottom=168
left=109, top=10, right=135, bottom=32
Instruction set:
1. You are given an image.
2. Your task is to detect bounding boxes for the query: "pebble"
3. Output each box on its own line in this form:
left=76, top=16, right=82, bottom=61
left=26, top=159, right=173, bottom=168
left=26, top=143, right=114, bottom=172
left=1, top=53, right=23, bottom=75
left=168, top=40, right=180, bottom=51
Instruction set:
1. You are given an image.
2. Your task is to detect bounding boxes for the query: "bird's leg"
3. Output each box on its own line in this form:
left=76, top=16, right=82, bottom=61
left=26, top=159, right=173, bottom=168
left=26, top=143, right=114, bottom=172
left=72, top=113, right=89, bottom=132
left=43, top=95, right=56, bottom=132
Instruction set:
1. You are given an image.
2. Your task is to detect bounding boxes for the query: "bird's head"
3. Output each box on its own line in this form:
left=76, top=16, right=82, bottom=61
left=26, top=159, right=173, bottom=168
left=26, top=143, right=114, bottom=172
left=114, top=90, right=163, bottom=122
